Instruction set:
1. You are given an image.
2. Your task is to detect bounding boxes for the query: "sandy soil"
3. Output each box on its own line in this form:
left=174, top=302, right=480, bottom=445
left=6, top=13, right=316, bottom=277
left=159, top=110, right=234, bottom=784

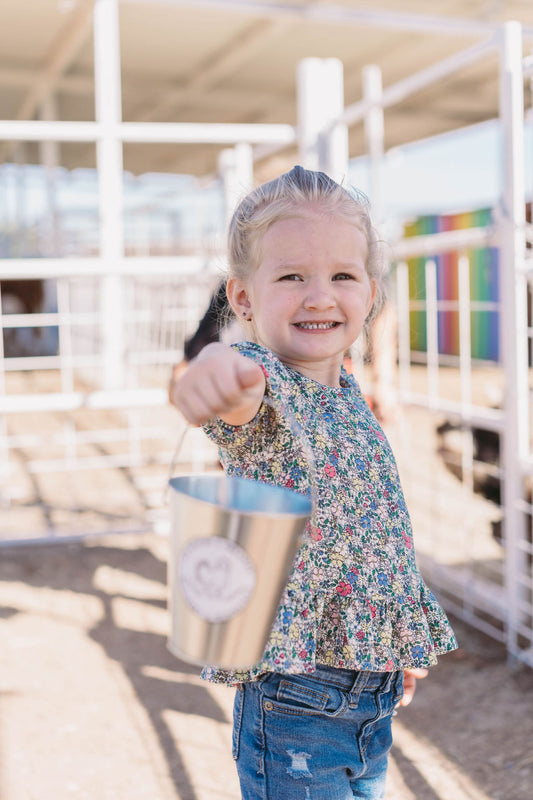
left=1, top=532, right=533, bottom=800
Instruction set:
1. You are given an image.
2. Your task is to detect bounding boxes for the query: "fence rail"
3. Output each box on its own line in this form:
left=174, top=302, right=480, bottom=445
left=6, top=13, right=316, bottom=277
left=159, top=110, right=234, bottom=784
left=0, top=265, right=222, bottom=542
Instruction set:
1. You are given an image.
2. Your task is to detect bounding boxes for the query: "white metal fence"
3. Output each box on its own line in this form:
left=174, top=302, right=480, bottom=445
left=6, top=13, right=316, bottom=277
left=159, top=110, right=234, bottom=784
left=382, top=22, right=533, bottom=669
left=391, top=234, right=533, bottom=669
left=0, top=2, right=532, bottom=669
left=0, top=263, right=222, bottom=542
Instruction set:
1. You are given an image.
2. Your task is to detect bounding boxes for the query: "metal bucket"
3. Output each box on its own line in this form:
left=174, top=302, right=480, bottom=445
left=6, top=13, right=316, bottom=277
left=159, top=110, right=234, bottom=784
left=168, top=474, right=312, bottom=670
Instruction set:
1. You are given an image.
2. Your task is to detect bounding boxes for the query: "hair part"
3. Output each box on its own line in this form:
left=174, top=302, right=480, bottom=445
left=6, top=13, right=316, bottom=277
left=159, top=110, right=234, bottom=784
left=227, top=165, right=386, bottom=322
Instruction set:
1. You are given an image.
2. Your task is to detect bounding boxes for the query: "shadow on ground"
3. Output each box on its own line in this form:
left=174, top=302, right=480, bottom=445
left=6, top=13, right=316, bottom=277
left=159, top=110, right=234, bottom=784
left=0, top=535, right=229, bottom=800
left=2, top=534, right=533, bottom=800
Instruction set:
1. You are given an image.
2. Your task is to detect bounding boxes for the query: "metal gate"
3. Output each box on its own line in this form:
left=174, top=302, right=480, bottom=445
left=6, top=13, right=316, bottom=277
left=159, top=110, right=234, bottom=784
left=386, top=22, right=533, bottom=668
left=0, top=264, right=222, bottom=542
left=0, top=6, right=532, bottom=669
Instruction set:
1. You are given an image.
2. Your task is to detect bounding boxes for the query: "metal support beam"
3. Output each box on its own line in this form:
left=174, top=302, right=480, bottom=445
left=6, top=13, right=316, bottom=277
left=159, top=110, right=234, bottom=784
left=123, top=0, right=533, bottom=38
left=297, top=58, right=348, bottom=182
left=363, top=64, right=384, bottom=226
left=0, top=120, right=296, bottom=145
left=39, top=95, right=61, bottom=257
left=341, top=35, right=497, bottom=128
left=498, top=20, right=530, bottom=663
left=94, top=0, right=125, bottom=391
left=0, top=256, right=223, bottom=280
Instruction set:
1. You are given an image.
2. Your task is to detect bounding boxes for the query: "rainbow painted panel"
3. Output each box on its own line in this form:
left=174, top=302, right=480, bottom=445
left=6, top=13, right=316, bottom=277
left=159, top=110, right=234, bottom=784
left=403, top=209, right=499, bottom=361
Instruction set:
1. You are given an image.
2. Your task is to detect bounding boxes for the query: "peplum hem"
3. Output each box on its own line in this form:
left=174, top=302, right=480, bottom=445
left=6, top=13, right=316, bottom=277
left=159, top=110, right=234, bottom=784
left=201, top=584, right=458, bottom=686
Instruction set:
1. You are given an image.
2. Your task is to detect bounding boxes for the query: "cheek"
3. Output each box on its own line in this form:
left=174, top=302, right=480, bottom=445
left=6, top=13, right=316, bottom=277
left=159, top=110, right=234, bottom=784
left=355, top=283, right=375, bottom=318
left=268, top=292, right=299, bottom=316
left=347, top=286, right=371, bottom=309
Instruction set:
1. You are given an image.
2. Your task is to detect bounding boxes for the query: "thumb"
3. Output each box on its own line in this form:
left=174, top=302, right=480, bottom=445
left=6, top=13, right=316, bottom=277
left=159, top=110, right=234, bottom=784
left=236, top=358, right=264, bottom=390
left=405, top=668, right=429, bottom=679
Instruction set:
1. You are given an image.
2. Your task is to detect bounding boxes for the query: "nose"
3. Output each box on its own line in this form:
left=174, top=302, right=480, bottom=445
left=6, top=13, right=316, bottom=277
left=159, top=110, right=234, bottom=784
left=303, top=277, right=335, bottom=310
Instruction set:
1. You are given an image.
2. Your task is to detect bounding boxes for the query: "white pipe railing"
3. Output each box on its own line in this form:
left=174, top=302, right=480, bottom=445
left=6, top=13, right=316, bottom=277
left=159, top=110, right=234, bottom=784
left=424, top=259, right=440, bottom=408
left=0, top=255, right=224, bottom=279
left=140, top=1, right=533, bottom=37
left=0, top=387, right=168, bottom=414
left=391, top=226, right=500, bottom=259
left=341, top=36, right=496, bottom=128
left=498, top=21, right=530, bottom=664
left=0, top=119, right=297, bottom=145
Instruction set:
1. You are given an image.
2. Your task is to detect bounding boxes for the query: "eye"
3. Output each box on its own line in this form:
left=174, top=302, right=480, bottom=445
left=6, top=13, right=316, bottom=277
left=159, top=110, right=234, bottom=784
left=279, top=273, right=303, bottom=282
left=333, top=272, right=356, bottom=281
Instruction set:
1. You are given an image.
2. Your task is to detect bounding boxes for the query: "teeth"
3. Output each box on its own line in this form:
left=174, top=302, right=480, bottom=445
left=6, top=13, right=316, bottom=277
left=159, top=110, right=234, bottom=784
left=296, top=322, right=337, bottom=330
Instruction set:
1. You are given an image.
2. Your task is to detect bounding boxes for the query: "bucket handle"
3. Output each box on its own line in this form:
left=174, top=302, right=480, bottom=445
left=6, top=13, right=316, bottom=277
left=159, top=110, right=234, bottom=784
left=162, top=424, right=192, bottom=505
left=164, top=381, right=319, bottom=512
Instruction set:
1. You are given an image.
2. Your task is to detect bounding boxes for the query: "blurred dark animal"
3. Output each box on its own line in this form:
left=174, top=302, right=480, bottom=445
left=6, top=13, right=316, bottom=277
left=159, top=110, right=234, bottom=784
left=0, top=279, right=45, bottom=357
left=1, top=279, right=44, bottom=315
left=436, top=419, right=500, bottom=500
left=183, top=280, right=231, bottom=361
left=436, top=418, right=531, bottom=545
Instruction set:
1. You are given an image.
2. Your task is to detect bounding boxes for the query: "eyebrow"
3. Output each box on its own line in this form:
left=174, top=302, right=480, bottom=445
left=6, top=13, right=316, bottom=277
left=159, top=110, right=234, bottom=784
left=271, top=260, right=365, bottom=272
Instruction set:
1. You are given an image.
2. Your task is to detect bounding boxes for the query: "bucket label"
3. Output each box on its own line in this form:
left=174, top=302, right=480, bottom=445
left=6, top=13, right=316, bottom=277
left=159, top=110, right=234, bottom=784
left=180, top=538, right=257, bottom=623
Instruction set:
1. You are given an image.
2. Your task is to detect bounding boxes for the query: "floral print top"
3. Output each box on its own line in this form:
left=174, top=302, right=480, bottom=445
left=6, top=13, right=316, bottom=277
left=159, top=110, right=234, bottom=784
left=201, top=342, right=457, bottom=685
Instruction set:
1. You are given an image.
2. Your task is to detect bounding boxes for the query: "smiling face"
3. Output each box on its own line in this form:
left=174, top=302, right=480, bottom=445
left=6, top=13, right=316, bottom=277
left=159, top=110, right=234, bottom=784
left=227, top=207, right=376, bottom=387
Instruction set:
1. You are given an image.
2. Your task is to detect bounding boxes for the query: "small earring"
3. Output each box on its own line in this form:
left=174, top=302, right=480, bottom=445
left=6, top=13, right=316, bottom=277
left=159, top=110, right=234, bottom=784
left=242, top=311, right=250, bottom=320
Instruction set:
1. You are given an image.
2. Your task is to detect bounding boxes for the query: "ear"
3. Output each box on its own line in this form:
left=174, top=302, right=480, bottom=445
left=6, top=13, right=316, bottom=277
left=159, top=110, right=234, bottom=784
left=227, top=277, right=252, bottom=318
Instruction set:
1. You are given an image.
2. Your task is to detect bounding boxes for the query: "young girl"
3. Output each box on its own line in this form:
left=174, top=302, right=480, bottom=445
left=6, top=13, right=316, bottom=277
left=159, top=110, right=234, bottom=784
left=171, top=166, right=457, bottom=800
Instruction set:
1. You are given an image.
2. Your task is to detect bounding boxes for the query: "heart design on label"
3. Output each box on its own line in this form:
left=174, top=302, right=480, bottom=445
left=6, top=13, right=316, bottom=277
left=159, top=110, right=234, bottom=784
left=180, top=537, right=256, bottom=623
left=195, top=558, right=230, bottom=597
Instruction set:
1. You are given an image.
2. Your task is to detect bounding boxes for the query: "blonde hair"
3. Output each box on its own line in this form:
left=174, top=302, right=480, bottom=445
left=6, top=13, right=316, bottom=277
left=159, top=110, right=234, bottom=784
left=227, top=165, right=385, bottom=320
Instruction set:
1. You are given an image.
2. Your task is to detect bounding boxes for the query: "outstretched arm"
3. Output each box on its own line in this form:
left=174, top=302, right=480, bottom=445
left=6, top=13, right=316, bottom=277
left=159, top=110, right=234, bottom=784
left=169, top=342, right=266, bottom=427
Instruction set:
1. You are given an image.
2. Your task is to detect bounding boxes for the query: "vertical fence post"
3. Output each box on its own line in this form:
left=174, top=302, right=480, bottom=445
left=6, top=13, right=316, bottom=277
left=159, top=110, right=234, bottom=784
left=457, top=253, right=474, bottom=493
left=363, top=64, right=385, bottom=226
left=457, top=254, right=473, bottom=411
left=424, top=259, right=439, bottom=407
left=94, top=0, right=124, bottom=390
left=297, top=58, right=348, bottom=183
left=498, top=20, right=529, bottom=662
left=396, top=262, right=411, bottom=401
left=39, top=94, right=61, bottom=257
left=0, top=283, right=8, bottom=505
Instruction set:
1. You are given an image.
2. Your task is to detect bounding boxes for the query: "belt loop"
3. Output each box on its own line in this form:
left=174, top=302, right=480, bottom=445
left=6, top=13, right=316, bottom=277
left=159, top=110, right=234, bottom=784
left=348, top=669, right=367, bottom=700
left=384, top=670, right=402, bottom=698
left=379, top=671, right=398, bottom=695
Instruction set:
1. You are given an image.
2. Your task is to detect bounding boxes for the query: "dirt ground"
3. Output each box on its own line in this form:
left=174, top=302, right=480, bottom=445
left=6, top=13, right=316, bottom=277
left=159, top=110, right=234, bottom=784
left=1, top=531, right=533, bottom=800
left=1, top=363, right=532, bottom=798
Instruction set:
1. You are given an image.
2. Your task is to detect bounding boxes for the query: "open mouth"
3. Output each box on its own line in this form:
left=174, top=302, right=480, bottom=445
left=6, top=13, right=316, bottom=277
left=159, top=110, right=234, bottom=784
left=293, top=321, right=340, bottom=330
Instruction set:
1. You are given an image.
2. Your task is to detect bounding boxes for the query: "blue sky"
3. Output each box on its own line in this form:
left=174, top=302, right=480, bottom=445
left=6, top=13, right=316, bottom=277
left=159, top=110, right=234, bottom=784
left=349, top=117, right=533, bottom=236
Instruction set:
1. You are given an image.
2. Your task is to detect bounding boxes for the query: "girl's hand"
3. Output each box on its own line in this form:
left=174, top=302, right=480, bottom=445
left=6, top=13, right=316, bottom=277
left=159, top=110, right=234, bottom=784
left=169, top=343, right=266, bottom=426
left=400, top=667, right=428, bottom=707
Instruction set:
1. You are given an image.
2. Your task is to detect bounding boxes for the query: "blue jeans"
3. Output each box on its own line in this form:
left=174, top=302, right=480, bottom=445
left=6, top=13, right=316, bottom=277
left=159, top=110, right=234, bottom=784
left=232, top=665, right=404, bottom=800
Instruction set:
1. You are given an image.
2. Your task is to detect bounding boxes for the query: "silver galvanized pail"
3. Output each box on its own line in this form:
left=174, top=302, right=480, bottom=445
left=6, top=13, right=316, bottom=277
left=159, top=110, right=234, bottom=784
left=168, top=474, right=312, bottom=670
